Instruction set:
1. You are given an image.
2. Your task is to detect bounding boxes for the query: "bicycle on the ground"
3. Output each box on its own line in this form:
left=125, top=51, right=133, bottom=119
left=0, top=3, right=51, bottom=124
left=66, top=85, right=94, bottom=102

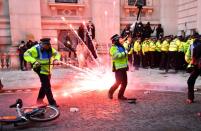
left=0, top=99, right=60, bottom=129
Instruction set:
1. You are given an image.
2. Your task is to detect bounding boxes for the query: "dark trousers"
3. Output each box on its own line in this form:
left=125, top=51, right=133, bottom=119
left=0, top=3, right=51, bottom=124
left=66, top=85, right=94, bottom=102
left=37, top=73, right=56, bottom=105
left=86, top=37, right=97, bottom=59
left=133, top=52, right=141, bottom=67
left=160, top=51, right=168, bottom=69
left=177, top=52, right=185, bottom=70
left=187, top=67, right=201, bottom=101
left=19, top=54, right=27, bottom=70
left=68, top=51, right=77, bottom=58
left=109, top=69, right=128, bottom=97
left=166, top=51, right=178, bottom=72
left=150, top=51, right=156, bottom=68
left=142, top=52, right=149, bottom=68
left=155, top=52, right=161, bottom=68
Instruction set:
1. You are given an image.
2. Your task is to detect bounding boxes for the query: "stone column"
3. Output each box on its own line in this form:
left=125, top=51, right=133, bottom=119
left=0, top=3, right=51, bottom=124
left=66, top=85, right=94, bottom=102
left=160, top=0, right=177, bottom=36
left=8, top=0, right=42, bottom=68
left=197, top=0, right=201, bottom=34
left=91, top=0, right=120, bottom=53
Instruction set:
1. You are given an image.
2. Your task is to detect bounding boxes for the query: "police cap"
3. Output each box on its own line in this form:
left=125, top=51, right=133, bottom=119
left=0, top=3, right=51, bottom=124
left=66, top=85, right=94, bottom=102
left=110, top=34, right=120, bottom=43
left=40, top=38, right=51, bottom=45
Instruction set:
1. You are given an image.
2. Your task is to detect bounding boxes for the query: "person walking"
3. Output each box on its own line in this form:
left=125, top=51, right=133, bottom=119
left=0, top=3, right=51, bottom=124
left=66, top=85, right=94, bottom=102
left=24, top=38, right=60, bottom=107
left=185, top=35, right=201, bottom=104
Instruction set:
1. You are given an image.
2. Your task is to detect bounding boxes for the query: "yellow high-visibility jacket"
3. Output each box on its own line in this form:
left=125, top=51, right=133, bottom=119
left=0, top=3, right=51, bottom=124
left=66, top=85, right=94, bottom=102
left=110, top=43, right=128, bottom=70
left=123, top=40, right=133, bottom=55
left=24, top=44, right=61, bottom=75
left=169, top=38, right=180, bottom=51
left=134, top=40, right=141, bottom=54
left=161, top=40, right=169, bottom=51
left=142, top=40, right=149, bottom=55
left=155, top=40, right=161, bottom=52
left=149, top=40, right=156, bottom=52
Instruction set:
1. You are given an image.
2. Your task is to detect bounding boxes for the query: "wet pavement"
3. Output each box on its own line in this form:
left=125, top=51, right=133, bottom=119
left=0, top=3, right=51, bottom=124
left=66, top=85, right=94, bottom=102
left=1, top=66, right=201, bottom=131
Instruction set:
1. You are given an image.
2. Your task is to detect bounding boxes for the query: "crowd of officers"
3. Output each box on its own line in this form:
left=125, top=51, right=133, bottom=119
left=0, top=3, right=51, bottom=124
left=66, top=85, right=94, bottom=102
left=122, top=34, right=196, bottom=73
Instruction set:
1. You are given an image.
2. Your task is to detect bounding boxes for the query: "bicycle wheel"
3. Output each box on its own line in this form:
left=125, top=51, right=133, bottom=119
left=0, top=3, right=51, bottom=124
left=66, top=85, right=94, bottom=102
left=29, top=106, right=60, bottom=122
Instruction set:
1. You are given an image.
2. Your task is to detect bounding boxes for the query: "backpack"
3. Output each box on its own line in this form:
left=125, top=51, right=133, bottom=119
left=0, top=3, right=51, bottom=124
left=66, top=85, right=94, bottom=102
left=192, top=39, right=201, bottom=59
left=191, top=38, right=201, bottom=68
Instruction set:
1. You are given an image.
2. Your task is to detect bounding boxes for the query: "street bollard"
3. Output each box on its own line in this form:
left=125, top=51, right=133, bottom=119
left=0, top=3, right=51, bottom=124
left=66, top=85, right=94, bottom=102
left=0, top=79, right=3, bottom=90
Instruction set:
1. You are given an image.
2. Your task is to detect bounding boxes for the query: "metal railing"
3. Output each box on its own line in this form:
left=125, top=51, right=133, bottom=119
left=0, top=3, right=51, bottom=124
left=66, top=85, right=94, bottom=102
left=0, top=53, right=11, bottom=69
left=0, top=51, right=78, bottom=70
left=48, top=0, right=84, bottom=4
left=124, top=0, right=153, bottom=7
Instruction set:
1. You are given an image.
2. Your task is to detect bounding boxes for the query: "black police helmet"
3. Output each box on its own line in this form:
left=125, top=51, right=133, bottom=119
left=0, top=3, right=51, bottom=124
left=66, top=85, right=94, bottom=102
left=40, top=38, right=51, bottom=45
left=111, top=34, right=120, bottom=43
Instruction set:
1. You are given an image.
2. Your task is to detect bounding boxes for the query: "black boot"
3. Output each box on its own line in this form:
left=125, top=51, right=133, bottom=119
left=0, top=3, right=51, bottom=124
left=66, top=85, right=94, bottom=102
left=108, top=90, right=113, bottom=99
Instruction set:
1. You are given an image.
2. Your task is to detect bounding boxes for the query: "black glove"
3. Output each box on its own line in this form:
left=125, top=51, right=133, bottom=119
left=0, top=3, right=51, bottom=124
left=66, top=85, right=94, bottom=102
left=186, top=64, right=195, bottom=73
left=33, top=61, right=41, bottom=73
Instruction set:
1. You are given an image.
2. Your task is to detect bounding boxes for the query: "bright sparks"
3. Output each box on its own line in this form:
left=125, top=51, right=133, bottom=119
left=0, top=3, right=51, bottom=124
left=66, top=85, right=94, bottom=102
left=53, top=67, right=114, bottom=98
left=61, top=16, right=66, bottom=21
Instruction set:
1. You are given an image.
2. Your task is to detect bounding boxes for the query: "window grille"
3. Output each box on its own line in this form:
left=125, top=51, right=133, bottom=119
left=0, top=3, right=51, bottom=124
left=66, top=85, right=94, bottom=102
left=55, top=0, right=78, bottom=3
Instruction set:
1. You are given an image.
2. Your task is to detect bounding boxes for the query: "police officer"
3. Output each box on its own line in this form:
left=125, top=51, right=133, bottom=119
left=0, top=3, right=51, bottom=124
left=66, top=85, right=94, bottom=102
left=166, top=36, right=180, bottom=73
left=123, top=35, right=134, bottom=71
left=185, top=35, right=201, bottom=104
left=108, top=34, right=129, bottom=100
left=24, top=38, right=61, bottom=107
left=159, top=36, right=170, bottom=70
left=141, top=38, right=150, bottom=68
left=133, top=37, right=141, bottom=70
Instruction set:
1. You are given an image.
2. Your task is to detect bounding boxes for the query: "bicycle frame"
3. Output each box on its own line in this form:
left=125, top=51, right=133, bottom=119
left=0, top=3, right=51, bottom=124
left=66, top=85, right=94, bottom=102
left=0, top=99, right=60, bottom=128
left=0, top=104, right=45, bottom=124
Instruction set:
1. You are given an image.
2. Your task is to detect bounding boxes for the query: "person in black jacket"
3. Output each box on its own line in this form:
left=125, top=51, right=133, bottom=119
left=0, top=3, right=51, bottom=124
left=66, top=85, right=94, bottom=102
left=18, top=40, right=27, bottom=71
left=156, top=24, right=164, bottom=39
left=121, top=24, right=131, bottom=38
left=185, top=35, right=201, bottom=104
left=78, top=24, right=85, bottom=42
left=86, top=21, right=97, bottom=59
left=143, top=22, right=155, bottom=38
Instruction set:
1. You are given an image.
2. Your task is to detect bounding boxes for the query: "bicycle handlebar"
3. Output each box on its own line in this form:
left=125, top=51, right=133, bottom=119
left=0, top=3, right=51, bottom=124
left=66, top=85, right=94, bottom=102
left=9, top=99, right=23, bottom=108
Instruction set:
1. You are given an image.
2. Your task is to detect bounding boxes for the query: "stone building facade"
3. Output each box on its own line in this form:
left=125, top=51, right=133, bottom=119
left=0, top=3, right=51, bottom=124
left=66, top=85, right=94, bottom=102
left=0, top=0, right=200, bottom=68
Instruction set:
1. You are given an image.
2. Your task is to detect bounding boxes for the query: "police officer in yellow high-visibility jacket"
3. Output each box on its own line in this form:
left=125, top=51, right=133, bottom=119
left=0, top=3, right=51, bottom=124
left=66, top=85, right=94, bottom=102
left=141, top=38, right=150, bottom=68
left=183, top=36, right=195, bottom=69
left=159, top=37, right=170, bottom=69
left=24, top=38, right=61, bottom=107
left=178, top=39, right=185, bottom=70
left=166, top=37, right=181, bottom=73
left=155, top=39, right=161, bottom=67
left=133, top=37, right=141, bottom=69
left=123, top=35, right=134, bottom=71
left=149, top=38, right=157, bottom=68
left=108, top=34, right=129, bottom=100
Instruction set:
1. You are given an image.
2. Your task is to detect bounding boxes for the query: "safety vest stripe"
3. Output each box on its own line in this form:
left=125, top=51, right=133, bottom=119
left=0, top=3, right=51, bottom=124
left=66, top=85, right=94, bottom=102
left=24, top=51, right=32, bottom=56
left=112, top=52, right=124, bottom=60
left=115, top=63, right=128, bottom=69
